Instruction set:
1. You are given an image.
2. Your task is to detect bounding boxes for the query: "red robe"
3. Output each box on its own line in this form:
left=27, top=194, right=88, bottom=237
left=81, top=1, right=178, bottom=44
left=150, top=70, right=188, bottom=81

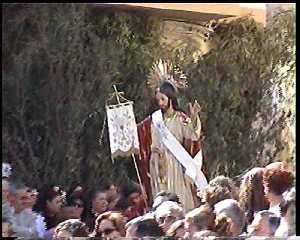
left=136, top=114, right=208, bottom=205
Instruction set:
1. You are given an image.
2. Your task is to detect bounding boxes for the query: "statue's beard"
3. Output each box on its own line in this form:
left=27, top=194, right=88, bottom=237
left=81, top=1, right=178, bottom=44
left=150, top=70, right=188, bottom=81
left=160, top=100, right=171, bottom=113
left=161, top=107, right=167, bottom=113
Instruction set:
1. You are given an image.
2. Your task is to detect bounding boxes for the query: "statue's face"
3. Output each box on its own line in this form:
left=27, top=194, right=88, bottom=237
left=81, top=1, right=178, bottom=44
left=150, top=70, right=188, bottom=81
left=155, top=91, right=169, bottom=112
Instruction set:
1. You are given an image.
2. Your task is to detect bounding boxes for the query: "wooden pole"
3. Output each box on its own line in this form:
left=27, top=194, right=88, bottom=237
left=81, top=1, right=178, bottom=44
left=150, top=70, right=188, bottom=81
left=131, top=153, right=149, bottom=209
left=112, top=85, right=148, bottom=208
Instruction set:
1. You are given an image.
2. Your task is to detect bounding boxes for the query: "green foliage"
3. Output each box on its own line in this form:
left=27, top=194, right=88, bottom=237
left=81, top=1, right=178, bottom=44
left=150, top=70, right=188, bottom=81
left=2, top=4, right=162, bottom=190
left=176, top=9, right=295, bottom=179
left=2, top=4, right=295, bottom=191
left=258, top=8, right=296, bottom=168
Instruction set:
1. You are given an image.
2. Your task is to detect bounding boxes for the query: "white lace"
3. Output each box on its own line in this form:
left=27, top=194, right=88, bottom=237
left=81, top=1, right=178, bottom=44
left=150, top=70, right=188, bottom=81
left=106, top=103, right=140, bottom=158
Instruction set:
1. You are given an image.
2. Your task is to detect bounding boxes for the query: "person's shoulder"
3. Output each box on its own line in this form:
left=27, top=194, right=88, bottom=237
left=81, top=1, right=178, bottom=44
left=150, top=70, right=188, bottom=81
left=138, top=115, right=152, bottom=126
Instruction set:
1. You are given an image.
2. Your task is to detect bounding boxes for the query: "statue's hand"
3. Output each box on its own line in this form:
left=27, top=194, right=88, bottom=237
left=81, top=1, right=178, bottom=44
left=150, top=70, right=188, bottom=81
left=189, top=100, right=201, bottom=118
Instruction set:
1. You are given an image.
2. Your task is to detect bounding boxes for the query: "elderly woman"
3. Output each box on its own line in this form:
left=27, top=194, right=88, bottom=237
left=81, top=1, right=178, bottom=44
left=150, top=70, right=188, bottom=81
left=214, top=199, right=246, bottom=237
left=155, top=200, right=184, bottom=233
left=53, top=219, right=89, bottom=239
left=197, top=175, right=239, bottom=209
left=184, top=203, right=215, bottom=239
left=83, top=187, right=109, bottom=231
left=91, top=211, right=127, bottom=238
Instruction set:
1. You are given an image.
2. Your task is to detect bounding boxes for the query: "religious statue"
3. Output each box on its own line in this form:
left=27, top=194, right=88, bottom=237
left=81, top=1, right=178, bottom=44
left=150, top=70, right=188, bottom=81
left=136, top=60, right=208, bottom=211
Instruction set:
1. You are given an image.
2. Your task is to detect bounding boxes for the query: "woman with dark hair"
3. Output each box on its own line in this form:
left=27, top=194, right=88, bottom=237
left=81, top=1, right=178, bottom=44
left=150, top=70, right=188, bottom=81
left=82, top=187, right=109, bottom=232
left=33, top=185, right=65, bottom=236
left=58, top=183, right=85, bottom=222
left=137, top=81, right=206, bottom=211
left=239, top=168, right=269, bottom=225
left=122, top=183, right=147, bottom=221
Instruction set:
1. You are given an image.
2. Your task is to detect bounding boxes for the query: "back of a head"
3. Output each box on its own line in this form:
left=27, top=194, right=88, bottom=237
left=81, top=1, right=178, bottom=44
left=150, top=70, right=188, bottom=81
left=54, top=219, right=89, bottom=238
left=135, top=218, right=164, bottom=238
left=152, top=191, right=181, bottom=210
left=185, top=204, right=215, bottom=231
left=155, top=201, right=184, bottom=222
left=209, top=175, right=238, bottom=196
left=214, top=213, right=234, bottom=237
left=239, top=167, right=269, bottom=223
left=198, top=184, right=233, bottom=207
left=263, top=168, right=294, bottom=196
left=214, top=199, right=246, bottom=235
left=94, top=211, right=112, bottom=231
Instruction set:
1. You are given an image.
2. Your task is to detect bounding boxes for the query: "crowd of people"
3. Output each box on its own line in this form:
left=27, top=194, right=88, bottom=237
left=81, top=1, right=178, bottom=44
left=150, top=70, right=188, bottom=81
left=2, top=161, right=296, bottom=239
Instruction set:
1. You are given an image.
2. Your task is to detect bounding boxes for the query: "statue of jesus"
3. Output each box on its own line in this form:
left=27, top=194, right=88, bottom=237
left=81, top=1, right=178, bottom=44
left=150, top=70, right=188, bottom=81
left=137, top=81, right=207, bottom=211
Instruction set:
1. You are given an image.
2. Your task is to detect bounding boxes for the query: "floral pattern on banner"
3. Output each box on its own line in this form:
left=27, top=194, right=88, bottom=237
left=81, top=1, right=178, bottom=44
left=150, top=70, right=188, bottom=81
left=106, top=103, right=139, bottom=157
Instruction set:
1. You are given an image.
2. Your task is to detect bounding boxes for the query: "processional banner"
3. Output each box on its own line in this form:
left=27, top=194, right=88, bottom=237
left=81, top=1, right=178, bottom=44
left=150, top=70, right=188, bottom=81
left=106, top=102, right=140, bottom=159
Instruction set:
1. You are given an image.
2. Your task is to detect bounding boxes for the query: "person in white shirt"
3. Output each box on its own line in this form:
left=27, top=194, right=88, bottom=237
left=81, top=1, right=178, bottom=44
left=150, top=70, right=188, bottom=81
left=247, top=210, right=280, bottom=237
left=274, top=187, right=295, bottom=237
left=7, top=179, right=46, bottom=238
left=263, top=168, right=293, bottom=217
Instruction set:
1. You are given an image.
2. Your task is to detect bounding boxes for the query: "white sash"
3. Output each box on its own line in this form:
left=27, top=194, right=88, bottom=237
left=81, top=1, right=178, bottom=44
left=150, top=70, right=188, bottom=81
left=152, top=110, right=208, bottom=190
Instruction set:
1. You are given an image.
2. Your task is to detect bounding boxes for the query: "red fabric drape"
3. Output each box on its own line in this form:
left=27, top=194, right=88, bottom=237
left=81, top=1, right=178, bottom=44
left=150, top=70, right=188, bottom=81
left=137, top=116, right=153, bottom=205
left=136, top=116, right=208, bottom=205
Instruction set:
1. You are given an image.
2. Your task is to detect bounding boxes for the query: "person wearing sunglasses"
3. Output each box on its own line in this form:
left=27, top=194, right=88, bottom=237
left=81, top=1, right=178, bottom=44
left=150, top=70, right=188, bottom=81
left=59, top=196, right=85, bottom=222
left=57, top=183, right=86, bottom=222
